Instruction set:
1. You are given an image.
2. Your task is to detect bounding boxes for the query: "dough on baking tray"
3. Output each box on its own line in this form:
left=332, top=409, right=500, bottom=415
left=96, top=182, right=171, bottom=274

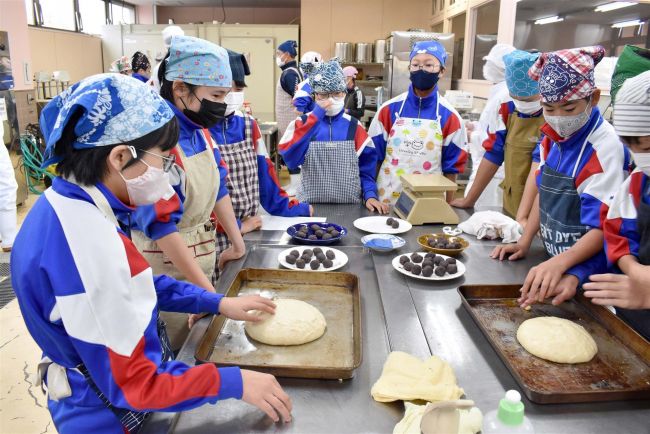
left=245, top=299, right=326, bottom=346
left=516, top=316, right=597, bottom=364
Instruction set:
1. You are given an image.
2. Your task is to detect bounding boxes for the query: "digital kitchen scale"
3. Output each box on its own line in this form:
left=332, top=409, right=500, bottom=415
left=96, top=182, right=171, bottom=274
left=394, top=174, right=459, bottom=225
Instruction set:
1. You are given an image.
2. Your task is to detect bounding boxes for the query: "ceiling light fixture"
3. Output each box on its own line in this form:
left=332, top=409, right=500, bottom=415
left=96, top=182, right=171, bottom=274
left=534, top=16, right=564, bottom=25
left=611, top=19, right=643, bottom=28
left=595, top=2, right=637, bottom=12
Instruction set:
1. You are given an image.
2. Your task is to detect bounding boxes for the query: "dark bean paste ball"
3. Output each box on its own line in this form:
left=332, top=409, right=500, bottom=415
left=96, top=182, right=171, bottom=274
left=310, top=260, right=320, bottom=270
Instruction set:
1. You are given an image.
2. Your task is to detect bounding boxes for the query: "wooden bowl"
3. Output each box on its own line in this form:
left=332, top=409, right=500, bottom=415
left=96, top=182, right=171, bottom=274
left=417, top=233, right=469, bottom=256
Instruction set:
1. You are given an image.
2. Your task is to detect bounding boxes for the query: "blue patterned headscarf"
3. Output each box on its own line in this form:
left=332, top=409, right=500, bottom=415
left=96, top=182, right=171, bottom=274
left=504, top=50, right=541, bottom=97
left=278, top=40, right=298, bottom=57
left=308, top=59, right=346, bottom=94
left=40, top=73, right=174, bottom=167
left=165, top=35, right=232, bottom=88
left=409, top=40, right=448, bottom=67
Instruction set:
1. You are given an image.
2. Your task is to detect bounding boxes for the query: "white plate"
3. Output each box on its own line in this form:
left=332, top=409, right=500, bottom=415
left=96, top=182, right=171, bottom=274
left=391, top=252, right=466, bottom=281
left=278, top=246, right=348, bottom=272
left=353, top=216, right=412, bottom=234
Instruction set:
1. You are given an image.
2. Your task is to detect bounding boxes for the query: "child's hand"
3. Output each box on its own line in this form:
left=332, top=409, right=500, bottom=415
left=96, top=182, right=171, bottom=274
left=219, top=295, right=276, bottom=321
left=518, top=256, right=569, bottom=304
left=366, top=198, right=389, bottom=214
left=584, top=265, right=650, bottom=309
left=241, top=215, right=262, bottom=234
left=520, top=273, right=578, bottom=308
left=490, top=242, right=528, bottom=261
left=450, top=197, right=474, bottom=209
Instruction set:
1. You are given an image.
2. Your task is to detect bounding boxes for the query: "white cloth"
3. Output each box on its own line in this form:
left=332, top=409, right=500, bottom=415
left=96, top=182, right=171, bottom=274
left=458, top=210, right=522, bottom=243
left=466, top=81, right=510, bottom=208
left=0, top=121, right=17, bottom=248
left=393, top=402, right=483, bottom=434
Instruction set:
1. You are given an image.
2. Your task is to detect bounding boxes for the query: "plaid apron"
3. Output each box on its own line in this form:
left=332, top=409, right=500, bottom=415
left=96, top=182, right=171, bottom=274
left=213, top=115, right=260, bottom=284
left=297, top=116, right=362, bottom=204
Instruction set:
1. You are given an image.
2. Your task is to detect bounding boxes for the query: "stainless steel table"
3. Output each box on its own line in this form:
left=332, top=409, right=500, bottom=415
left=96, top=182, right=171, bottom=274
left=142, top=204, right=650, bottom=434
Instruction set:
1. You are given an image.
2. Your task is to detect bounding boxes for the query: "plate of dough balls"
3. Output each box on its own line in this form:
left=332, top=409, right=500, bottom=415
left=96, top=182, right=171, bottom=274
left=286, top=222, right=347, bottom=245
left=353, top=216, right=412, bottom=234
left=278, top=246, right=348, bottom=272
left=391, top=251, right=466, bottom=281
left=417, top=233, right=469, bottom=257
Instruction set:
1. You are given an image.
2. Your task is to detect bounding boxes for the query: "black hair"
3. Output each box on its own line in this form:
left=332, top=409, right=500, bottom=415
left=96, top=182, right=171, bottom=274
left=620, top=136, right=639, bottom=146
left=131, top=51, right=150, bottom=73
left=234, top=80, right=247, bottom=88
left=158, top=50, right=197, bottom=103
left=54, top=109, right=179, bottom=185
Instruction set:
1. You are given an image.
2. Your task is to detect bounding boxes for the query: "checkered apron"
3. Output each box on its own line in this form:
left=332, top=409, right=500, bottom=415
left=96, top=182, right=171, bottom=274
left=213, top=115, right=260, bottom=283
left=297, top=117, right=362, bottom=204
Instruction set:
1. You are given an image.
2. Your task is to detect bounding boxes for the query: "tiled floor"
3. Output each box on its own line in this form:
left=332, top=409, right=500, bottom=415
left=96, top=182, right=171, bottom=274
left=0, top=193, right=56, bottom=433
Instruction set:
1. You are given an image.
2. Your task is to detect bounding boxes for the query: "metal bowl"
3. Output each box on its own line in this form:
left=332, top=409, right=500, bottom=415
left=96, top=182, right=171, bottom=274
left=417, top=233, right=469, bottom=256
left=287, top=222, right=348, bottom=245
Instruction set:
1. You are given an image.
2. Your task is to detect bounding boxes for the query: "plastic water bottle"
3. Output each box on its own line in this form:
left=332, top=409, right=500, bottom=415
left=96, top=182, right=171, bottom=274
left=482, top=390, right=535, bottom=434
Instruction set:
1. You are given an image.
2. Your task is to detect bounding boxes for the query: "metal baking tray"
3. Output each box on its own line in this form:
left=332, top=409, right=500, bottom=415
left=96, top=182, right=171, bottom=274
left=459, top=284, right=650, bottom=404
left=195, top=268, right=362, bottom=379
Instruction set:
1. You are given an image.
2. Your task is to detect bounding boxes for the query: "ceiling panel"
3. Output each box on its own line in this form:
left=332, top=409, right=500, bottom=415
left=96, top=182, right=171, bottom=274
left=128, top=0, right=300, bottom=7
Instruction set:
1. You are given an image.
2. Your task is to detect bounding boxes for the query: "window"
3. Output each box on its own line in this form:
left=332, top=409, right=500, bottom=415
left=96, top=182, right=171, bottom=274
left=39, top=0, right=76, bottom=31
left=515, top=0, right=650, bottom=54
left=450, top=13, right=466, bottom=80
left=79, top=0, right=106, bottom=34
left=471, top=0, right=500, bottom=80
left=24, top=0, right=35, bottom=25
left=108, top=1, right=135, bottom=25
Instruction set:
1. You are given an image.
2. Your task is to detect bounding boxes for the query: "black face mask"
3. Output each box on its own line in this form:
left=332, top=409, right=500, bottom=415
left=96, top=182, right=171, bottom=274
left=410, top=70, right=440, bottom=91
left=181, top=93, right=227, bottom=128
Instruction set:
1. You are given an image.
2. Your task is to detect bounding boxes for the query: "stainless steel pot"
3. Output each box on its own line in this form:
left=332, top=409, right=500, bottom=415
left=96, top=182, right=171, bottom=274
left=334, top=42, right=354, bottom=62
left=374, top=39, right=386, bottom=63
left=355, top=42, right=373, bottom=63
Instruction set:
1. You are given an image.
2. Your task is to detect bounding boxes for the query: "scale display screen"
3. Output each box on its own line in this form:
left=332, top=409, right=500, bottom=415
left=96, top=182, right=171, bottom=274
left=395, top=192, right=414, bottom=216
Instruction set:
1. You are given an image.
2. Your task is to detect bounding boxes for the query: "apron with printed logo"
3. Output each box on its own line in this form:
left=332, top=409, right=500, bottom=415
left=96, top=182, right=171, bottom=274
left=132, top=129, right=219, bottom=351
left=538, top=124, right=597, bottom=257
left=376, top=97, right=443, bottom=205
left=501, top=110, right=545, bottom=217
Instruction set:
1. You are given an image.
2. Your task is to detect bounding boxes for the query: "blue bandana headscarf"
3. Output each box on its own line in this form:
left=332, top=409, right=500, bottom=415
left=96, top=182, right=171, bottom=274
left=40, top=73, right=174, bottom=167
left=409, top=40, right=448, bottom=67
left=504, top=50, right=541, bottom=97
left=165, top=35, right=232, bottom=88
left=278, top=40, right=298, bottom=57
left=308, top=59, right=346, bottom=94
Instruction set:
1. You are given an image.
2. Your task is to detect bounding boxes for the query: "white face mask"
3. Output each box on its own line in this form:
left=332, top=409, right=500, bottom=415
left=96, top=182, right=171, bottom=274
left=544, top=100, right=592, bottom=139
left=631, top=151, right=650, bottom=176
left=121, top=160, right=175, bottom=206
left=326, top=96, right=345, bottom=116
left=513, top=98, right=542, bottom=115
left=224, top=91, right=245, bottom=116
left=276, top=56, right=285, bottom=67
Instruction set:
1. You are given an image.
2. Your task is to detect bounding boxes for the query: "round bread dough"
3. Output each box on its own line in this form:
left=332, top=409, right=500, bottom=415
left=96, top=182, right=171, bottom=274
left=517, top=317, right=597, bottom=364
left=245, top=299, right=326, bottom=346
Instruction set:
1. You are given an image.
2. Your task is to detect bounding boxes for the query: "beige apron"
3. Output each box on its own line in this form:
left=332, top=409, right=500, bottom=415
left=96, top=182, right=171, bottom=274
left=132, top=129, right=219, bottom=351
left=500, top=111, right=545, bottom=218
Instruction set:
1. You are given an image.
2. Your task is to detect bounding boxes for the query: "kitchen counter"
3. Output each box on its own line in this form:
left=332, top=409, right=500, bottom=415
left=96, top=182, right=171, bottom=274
left=141, top=204, right=650, bottom=434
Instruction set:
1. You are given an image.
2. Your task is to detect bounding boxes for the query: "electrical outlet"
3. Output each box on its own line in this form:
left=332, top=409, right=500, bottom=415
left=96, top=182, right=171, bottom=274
left=23, top=61, right=32, bottom=84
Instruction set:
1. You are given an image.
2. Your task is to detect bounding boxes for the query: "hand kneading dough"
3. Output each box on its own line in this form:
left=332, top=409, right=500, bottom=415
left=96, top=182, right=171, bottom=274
left=245, top=299, right=326, bottom=346
left=517, top=317, right=597, bottom=364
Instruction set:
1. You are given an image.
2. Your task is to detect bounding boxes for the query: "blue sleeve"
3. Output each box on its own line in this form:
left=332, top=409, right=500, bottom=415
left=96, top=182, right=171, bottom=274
left=278, top=105, right=325, bottom=169
left=154, top=275, right=223, bottom=314
left=280, top=70, right=299, bottom=96
left=355, top=127, right=379, bottom=202
left=213, top=146, right=230, bottom=202
left=566, top=250, right=608, bottom=285
left=483, top=129, right=508, bottom=166
left=257, top=155, right=310, bottom=216
left=532, top=139, right=541, bottom=163
left=293, top=95, right=313, bottom=114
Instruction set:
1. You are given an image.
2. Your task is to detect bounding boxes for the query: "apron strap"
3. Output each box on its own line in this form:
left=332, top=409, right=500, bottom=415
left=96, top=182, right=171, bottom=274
left=243, top=114, right=254, bottom=144
left=346, top=116, right=359, bottom=141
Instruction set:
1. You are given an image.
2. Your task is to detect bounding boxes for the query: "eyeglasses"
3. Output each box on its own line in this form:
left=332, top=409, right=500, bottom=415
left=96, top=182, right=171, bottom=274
left=314, top=92, right=346, bottom=101
left=129, top=146, right=176, bottom=172
left=409, top=64, right=442, bottom=73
